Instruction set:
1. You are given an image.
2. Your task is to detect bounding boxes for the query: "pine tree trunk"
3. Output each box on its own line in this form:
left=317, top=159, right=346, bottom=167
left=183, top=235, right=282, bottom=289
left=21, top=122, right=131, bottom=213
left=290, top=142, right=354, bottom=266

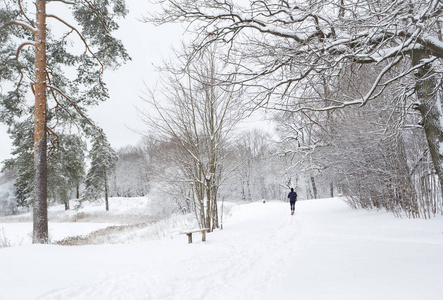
left=104, top=170, right=109, bottom=211
left=32, top=0, right=48, bottom=244
left=413, top=52, right=443, bottom=201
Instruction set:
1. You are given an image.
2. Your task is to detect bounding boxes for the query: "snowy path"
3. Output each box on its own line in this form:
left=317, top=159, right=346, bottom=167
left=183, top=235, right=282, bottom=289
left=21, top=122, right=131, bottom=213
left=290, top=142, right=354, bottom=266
left=260, top=200, right=443, bottom=300
left=1, top=198, right=443, bottom=299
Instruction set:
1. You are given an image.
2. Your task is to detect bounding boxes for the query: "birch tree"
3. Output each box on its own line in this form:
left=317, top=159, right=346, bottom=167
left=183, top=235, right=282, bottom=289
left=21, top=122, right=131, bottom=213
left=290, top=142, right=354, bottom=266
left=148, top=0, right=443, bottom=198
left=0, top=0, right=129, bottom=243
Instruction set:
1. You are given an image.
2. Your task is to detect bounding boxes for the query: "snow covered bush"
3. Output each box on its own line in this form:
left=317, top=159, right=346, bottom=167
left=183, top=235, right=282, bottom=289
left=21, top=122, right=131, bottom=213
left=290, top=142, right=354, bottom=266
left=0, top=228, right=11, bottom=248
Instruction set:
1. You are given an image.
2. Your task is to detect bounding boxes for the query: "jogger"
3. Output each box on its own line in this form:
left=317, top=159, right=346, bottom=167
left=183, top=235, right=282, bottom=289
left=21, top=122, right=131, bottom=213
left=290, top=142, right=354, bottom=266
left=288, top=188, right=297, bottom=215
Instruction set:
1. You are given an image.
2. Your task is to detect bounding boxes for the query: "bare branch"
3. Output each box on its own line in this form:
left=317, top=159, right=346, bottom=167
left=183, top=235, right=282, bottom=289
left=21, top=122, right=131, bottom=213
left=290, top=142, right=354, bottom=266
left=18, top=0, right=33, bottom=25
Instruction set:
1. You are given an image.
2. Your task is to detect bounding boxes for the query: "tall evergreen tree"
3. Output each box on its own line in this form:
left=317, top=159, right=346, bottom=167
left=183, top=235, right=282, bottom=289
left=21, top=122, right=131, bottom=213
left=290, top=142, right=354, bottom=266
left=48, top=134, right=86, bottom=210
left=2, top=117, right=34, bottom=208
left=83, top=134, right=117, bottom=211
left=0, top=0, right=129, bottom=243
left=3, top=119, right=87, bottom=211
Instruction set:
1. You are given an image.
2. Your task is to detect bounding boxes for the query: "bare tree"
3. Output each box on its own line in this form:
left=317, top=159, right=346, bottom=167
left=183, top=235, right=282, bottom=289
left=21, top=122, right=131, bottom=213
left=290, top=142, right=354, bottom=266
left=140, top=44, right=246, bottom=230
left=110, top=145, right=150, bottom=197
left=147, top=0, right=443, bottom=198
left=275, top=61, right=442, bottom=217
left=225, top=129, right=284, bottom=202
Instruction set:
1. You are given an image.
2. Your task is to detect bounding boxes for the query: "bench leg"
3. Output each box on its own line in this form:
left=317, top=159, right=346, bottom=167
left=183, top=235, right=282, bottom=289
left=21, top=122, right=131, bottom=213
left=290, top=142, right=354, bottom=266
left=187, top=233, right=192, bottom=244
left=202, top=231, right=206, bottom=242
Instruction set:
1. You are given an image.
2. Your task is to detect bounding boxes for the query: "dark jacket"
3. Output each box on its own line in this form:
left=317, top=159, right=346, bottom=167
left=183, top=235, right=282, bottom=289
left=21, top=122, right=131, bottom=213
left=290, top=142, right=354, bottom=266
left=288, top=191, right=297, bottom=202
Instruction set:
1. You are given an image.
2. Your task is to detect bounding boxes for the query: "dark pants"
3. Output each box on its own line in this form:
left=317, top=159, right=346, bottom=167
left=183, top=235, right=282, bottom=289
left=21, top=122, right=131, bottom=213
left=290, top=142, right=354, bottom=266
left=290, top=200, right=296, bottom=212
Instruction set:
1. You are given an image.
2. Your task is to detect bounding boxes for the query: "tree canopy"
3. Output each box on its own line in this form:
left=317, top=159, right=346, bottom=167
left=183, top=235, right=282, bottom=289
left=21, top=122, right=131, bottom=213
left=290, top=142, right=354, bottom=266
left=148, top=0, right=443, bottom=197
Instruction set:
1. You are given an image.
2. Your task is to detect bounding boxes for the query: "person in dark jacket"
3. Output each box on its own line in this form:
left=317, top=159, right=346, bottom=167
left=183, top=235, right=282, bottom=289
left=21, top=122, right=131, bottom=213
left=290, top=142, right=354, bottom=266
left=288, top=188, right=297, bottom=215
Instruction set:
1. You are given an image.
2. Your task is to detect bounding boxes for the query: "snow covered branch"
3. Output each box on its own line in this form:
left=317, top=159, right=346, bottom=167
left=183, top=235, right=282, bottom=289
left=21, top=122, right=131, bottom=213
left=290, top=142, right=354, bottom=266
left=13, top=42, right=36, bottom=60
left=46, top=14, right=105, bottom=74
left=47, top=0, right=77, bottom=5
left=46, top=85, right=95, bottom=127
left=0, top=21, right=36, bottom=34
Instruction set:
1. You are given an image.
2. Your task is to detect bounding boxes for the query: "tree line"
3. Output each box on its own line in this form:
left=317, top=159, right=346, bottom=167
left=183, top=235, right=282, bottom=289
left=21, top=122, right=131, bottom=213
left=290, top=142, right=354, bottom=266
left=0, top=127, right=288, bottom=216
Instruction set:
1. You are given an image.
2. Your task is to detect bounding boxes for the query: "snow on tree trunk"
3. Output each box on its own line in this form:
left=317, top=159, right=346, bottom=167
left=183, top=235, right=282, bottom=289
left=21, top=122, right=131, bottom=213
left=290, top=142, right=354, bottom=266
left=33, top=0, right=48, bottom=244
left=417, top=94, right=443, bottom=199
left=413, top=52, right=443, bottom=201
left=104, top=170, right=109, bottom=211
left=205, top=186, right=211, bottom=231
left=310, top=176, right=318, bottom=200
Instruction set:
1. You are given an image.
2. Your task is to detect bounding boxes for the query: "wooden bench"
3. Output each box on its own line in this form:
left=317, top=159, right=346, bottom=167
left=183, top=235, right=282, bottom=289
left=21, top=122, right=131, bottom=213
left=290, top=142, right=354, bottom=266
left=182, top=228, right=210, bottom=244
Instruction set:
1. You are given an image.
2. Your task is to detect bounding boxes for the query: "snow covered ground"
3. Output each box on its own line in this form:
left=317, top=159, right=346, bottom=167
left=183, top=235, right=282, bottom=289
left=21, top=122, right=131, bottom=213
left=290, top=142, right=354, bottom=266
left=1, top=197, right=443, bottom=299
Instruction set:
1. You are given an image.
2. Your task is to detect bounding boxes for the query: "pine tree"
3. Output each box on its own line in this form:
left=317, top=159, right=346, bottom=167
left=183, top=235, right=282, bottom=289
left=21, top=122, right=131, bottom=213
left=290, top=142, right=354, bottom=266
left=3, top=120, right=87, bottom=211
left=63, top=135, right=86, bottom=202
left=47, top=134, right=86, bottom=210
left=0, top=0, right=130, bottom=243
left=83, top=134, right=117, bottom=211
left=2, top=118, right=34, bottom=208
